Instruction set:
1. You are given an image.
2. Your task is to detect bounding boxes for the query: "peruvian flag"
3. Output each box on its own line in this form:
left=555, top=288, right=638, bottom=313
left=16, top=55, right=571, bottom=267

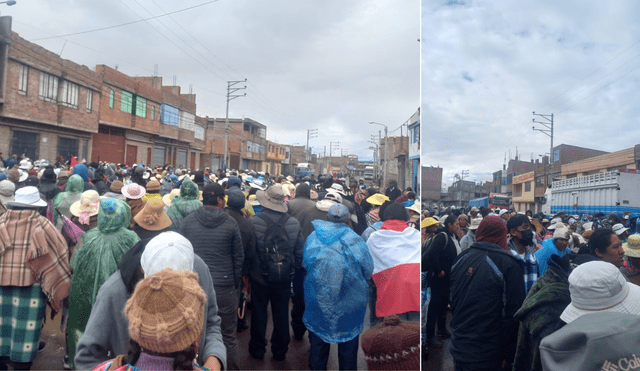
left=366, top=226, right=421, bottom=317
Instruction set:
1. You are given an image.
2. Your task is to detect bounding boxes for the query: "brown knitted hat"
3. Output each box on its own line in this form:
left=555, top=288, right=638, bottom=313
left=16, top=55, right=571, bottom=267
left=146, top=179, right=161, bottom=192
left=125, top=268, right=206, bottom=354
left=110, top=180, right=124, bottom=193
left=360, top=315, right=420, bottom=370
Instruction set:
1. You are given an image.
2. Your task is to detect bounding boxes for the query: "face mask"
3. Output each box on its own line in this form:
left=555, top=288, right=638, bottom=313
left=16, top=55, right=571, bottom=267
left=520, top=230, right=534, bottom=246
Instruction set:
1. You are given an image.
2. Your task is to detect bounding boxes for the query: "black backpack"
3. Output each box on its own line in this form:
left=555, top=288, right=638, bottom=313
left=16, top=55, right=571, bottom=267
left=257, top=213, right=294, bottom=284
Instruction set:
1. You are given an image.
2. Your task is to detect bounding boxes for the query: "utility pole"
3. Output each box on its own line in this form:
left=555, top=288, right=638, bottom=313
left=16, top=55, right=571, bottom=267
left=330, top=142, right=339, bottom=176
left=306, top=129, right=318, bottom=162
left=533, top=112, right=554, bottom=186
left=223, top=79, right=247, bottom=170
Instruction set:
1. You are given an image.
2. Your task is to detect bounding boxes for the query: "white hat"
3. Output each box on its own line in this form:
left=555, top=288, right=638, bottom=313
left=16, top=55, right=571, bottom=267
left=325, top=190, right=343, bottom=204
left=18, top=170, right=28, bottom=182
left=553, top=223, right=570, bottom=239
left=468, top=217, right=482, bottom=230
left=470, top=207, right=479, bottom=212
left=581, top=221, right=593, bottom=231
left=547, top=218, right=562, bottom=230
left=560, top=261, right=640, bottom=323
left=0, top=180, right=16, bottom=205
left=612, top=223, right=630, bottom=236
left=329, top=183, right=347, bottom=196
left=499, top=209, right=509, bottom=217
left=141, top=232, right=195, bottom=277
left=7, top=186, right=46, bottom=208
left=19, top=159, right=33, bottom=171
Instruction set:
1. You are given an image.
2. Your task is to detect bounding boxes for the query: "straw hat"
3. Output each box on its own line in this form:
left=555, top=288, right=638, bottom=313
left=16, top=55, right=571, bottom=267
left=420, top=217, right=439, bottom=229
left=162, top=189, right=181, bottom=207
left=70, top=190, right=100, bottom=223
left=366, top=193, right=389, bottom=206
left=623, top=234, right=640, bottom=258
left=134, top=198, right=172, bottom=231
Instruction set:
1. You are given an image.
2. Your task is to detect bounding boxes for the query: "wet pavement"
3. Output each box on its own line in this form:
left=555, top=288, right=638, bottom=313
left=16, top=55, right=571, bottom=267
left=32, top=299, right=370, bottom=370
left=423, top=312, right=454, bottom=371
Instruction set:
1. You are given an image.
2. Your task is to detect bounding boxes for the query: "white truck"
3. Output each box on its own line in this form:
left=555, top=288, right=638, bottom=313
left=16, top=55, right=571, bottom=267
left=541, top=171, right=640, bottom=216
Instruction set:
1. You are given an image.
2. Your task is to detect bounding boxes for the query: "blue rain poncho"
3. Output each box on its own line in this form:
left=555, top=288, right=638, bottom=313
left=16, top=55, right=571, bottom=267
left=302, top=219, right=373, bottom=343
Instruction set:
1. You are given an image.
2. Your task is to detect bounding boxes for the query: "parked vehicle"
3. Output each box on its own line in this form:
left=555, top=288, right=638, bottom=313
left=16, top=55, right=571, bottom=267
left=469, top=193, right=510, bottom=210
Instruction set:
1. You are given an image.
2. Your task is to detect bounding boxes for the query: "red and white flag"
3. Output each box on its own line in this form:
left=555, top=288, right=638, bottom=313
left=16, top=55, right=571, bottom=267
left=367, top=227, right=421, bottom=317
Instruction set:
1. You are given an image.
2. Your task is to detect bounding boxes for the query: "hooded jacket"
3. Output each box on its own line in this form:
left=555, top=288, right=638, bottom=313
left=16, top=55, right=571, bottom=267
left=513, top=255, right=571, bottom=371
left=303, top=220, right=373, bottom=343
left=74, top=238, right=227, bottom=370
left=52, top=174, right=84, bottom=227
left=166, top=178, right=202, bottom=231
left=180, top=207, right=243, bottom=288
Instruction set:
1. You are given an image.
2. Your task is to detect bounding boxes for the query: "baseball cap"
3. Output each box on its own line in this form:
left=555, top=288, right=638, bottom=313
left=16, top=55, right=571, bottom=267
left=141, top=232, right=195, bottom=277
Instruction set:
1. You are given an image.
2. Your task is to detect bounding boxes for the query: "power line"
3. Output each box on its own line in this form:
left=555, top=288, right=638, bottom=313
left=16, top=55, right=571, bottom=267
left=30, top=1, right=220, bottom=41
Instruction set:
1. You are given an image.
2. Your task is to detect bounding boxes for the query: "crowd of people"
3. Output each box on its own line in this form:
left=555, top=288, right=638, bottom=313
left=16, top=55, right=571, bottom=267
left=0, top=153, right=421, bottom=370
left=421, top=205, right=640, bottom=371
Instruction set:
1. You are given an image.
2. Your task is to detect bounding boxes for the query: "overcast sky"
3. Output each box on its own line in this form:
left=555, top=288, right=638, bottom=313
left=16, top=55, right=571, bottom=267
left=422, top=1, right=640, bottom=188
left=7, top=0, right=418, bottom=161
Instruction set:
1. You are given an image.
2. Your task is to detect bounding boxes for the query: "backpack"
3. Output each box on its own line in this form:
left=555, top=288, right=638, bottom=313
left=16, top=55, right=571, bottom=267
left=257, top=213, right=294, bottom=284
left=421, top=231, right=447, bottom=273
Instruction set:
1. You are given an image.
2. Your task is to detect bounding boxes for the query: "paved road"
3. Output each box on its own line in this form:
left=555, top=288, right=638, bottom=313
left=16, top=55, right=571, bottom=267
left=31, top=300, right=371, bottom=370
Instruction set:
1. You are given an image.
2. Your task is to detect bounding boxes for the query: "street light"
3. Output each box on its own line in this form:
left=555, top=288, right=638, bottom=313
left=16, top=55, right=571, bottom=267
left=369, top=121, right=388, bottom=188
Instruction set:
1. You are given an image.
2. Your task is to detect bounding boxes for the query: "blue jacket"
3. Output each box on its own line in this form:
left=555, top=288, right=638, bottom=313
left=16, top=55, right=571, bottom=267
left=534, top=239, right=570, bottom=277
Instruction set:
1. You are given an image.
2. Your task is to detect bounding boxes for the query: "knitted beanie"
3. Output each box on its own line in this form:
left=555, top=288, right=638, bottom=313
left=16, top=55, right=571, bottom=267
left=360, top=315, right=420, bottom=370
left=125, top=268, right=206, bottom=354
left=146, top=179, right=161, bottom=192
left=476, top=215, right=508, bottom=251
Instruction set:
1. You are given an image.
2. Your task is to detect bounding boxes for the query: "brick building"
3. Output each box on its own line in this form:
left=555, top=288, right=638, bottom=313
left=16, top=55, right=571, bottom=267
left=0, top=18, right=100, bottom=163
left=265, top=140, right=286, bottom=175
left=202, top=117, right=267, bottom=171
left=421, top=166, right=443, bottom=206
left=560, top=146, right=638, bottom=178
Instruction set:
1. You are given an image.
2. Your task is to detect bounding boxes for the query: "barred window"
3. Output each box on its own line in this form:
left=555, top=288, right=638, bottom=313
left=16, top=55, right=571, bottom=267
left=134, top=96, right=146, bottom=118
left=60, top=80, right=79, bottom=108
left=121, top=91, right=133, bottom=113
left=38, top=71, right=58, bottom=102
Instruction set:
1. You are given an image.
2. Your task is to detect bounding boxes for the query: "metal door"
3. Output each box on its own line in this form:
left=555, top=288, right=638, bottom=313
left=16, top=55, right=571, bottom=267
left=11, top=130, right=38, bottom=160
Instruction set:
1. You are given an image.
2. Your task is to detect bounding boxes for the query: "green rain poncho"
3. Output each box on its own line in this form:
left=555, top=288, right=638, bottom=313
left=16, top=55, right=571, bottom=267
left=66, top=198, right=139, bottom=369
left=52, top=174, right=84, bottom=228
left=166, top=177, right=203, bottom=231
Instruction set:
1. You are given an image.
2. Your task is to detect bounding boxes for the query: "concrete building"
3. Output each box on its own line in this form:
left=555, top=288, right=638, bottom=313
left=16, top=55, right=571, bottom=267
left=408, top=108, right=420, bottom=192
left=422, top=166, right=443, bottom=206
left=512, top=171, right=535, bottom=213
left=560, top=145, right=639, bottom=178
left=379, top=136, right=409, bottom=189
left=265, top=140, right=286, bottom=175
left=550, top=144, right=608, bottom=180
left=202, top=117, right=267, bottom=171
left=0, top=19, right=100, bottom=163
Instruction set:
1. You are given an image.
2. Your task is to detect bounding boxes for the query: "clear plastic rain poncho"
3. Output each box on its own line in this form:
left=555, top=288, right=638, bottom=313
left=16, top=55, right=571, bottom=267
left=166, top=177, right=202, bottom=231
left=302, top=219, right=373, bottom=343
left=52, top=174, right=84, bottom=228
left=66, top=198, right=139, bottom=369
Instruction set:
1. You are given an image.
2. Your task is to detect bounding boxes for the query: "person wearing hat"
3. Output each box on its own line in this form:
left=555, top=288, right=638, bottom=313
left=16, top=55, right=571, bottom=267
left=506, top=214, right=539, bottom=294
left=459, top=216, right=481, bottom=252
left=52, top=174, right=85, bottom=229
left=534, top=223, right=572, bottom=277
left=361, top=315, right=420, bottom=371
left=166, top=178, right=203, bottom=232
left=70, top=163, right=97, bottom=192
left=37, top=166, right=60, bottom=202
left=612, top=222, right=631, bottom=242
left=180, top=182, right=243, bottom=370
left=91, top=167, right=108, bottom=196
left=142, top=179, right=162, bottom=203
left=455, top=214, right=469, bottom=239
left=384, top=179, right=402, bottom=203
left=132, top=198, right=173, bottom=240
left=365, top=192, right=389, bottom=227
left=101, top=180, right=126, bottom=201
left=421, top=216, right=440, bottom=244
left=248, top=184, right=304, bottom=361
left=449, top=215, right=526, bottom=371
left=366, top=202, right=420, bottom=328
left=303, top=203, right=373, bottom=370
left=0, top=179, right=15, bottom=216
left=620, top=234, right=640, bottom=286
left=0, top=186, right=71, bottom=370
left=121, top=183, right=146, bottom=225
left=92, top=268, right=210, bottom=371
left=588, top=227, right=626, bottom=269
left=424, top=214, right=460, bottom=348
left=66, top=198, right=140, bottom=369
left=75, top=231, right=226, bottom=370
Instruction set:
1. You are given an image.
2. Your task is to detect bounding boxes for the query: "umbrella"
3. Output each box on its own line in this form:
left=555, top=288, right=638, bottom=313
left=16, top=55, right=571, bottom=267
left=57, top=209, right=85, bottom=244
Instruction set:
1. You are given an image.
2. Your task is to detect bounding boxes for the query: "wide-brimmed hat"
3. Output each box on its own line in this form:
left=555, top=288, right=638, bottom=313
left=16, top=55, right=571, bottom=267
left=162, top=189, right=181, bottom=207
left=7, top=186, right=47, bottom=208
left=468, top=216, right=483, bottom=230
left=612, top=223, right=630, bottom=236
left=256, top=185, right=287, bottom=213
left=146, top=179, right=161, bottom=192
left=560, top=261, right=640, bottom=323
left=18, top=170, right=28, bottom=183
left=405, top=202, right=420, bottom=215
left=547, top=218, right=562, bottom=230
left=0, top=180, right=16, bottom=205
left=421, top=217, right=439, bottom=229
left=134, top=198, right=172, bottom=231
left=366, top=193, right=389, bottom=206
left=623, top=234, right=640, bottom=258
left=553, top=223, right=570, bottom=240
left=329, top=183, right=347, bottom=196
left=70, top=190, right=100, bottom=222
left=122, top=183, right=146, bottom=200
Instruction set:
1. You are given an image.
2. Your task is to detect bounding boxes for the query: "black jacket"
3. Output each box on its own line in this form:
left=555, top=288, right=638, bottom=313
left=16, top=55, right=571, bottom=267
left=449, top=241, right=526, bottom=365
left=180, top=207, right=244, bottom=289
left=249, top=208, right=304, bottom=287
left=426, top=229, right=458, bottom=290
left=225, top=207, right=256, bottom=277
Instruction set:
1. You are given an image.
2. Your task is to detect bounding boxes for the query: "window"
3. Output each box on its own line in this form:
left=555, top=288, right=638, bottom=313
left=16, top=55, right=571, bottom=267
left=18, top=64, right=28, bottom=93
left=60, top=80, right=79, bottom=108
left=11, top=130, right=39, bottom=160
left=58, top=137, right=79, bottom=161
left=39, top=72, right=58, bottom=102
left=109, top=89, right=115, bottom=108
left=151, top=106, right=155, bottom=120
left=121, top=91, right=133, bottom=113
left=134, top=96, right=146, bottom=118
left=525, top=181, right=531, bottom=192
left=86, top=90, right=92, bottom=112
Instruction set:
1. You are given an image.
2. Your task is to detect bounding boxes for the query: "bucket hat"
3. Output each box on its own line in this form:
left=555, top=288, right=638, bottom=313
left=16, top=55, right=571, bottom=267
left=256, top=185, right=287, bottom=213
left=0, top=180, right=15, bottom=206
left=134, top=198, right=172, bottom=231
left=623, top=234, right=640, bottom=258
left=7, top=186, right=47, bottom=207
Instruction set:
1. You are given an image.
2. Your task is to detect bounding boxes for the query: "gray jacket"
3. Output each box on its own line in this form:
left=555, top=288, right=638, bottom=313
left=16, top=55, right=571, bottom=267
left=249, top=208, right=304, bottom=287
left=74, top=255, right=226, bottom=370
